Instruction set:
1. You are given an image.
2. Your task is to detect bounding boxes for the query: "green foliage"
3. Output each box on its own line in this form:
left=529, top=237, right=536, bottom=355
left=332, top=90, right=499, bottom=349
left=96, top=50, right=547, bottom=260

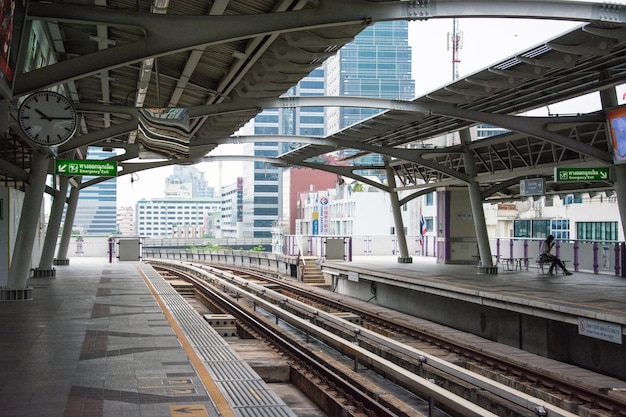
left=250, top=245, right=265, bottom=252
left=351, top=182, right=364, bottom=192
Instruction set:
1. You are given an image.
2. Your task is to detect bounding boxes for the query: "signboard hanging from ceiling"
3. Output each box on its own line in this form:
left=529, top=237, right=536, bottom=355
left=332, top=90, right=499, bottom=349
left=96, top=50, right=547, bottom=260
left=554, top=167, right=610, bottom=182
left=520, top=178, right=544, bottom=196
left=55, top=160, right=118, bottom=177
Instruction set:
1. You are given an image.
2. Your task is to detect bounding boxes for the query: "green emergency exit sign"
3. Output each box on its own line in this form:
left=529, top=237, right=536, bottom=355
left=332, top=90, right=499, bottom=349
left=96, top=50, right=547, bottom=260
left=554, top=167, right=610, bottom=182
left=55, top=159, right=118, bottom=177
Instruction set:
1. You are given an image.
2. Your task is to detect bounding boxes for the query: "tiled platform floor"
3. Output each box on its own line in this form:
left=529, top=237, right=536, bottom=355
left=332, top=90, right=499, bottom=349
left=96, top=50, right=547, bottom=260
left=0, top=259, right=220, bottom=417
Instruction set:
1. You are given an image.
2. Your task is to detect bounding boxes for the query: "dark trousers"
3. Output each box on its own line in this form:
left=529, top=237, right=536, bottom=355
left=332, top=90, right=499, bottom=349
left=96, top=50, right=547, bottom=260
left=543, top=254, right=567, bottom=272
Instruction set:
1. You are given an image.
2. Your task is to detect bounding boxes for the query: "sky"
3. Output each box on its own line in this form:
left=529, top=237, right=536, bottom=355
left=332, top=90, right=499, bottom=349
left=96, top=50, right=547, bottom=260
left=116, top=6, right=626, bottom=207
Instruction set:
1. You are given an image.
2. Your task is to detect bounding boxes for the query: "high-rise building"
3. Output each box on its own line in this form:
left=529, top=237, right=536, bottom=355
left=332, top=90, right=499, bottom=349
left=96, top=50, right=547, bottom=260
left=335, top=20, right=415, bottom=129
left=72, top=147, right=117, bottom=235
left=243, top=66, right=327, bottom=239
left=331, top=21, right=415, bottom=175
left=245, top=21, right=413, bottom=238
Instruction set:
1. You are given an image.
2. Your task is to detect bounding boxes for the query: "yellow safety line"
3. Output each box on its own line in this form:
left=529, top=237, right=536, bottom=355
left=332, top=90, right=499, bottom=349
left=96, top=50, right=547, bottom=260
left=137, top=265, right=236, bottom=417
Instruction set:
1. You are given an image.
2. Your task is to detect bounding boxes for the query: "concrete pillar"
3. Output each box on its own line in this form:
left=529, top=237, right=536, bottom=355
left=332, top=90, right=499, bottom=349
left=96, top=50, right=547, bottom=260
left=6, top=151, right=49, bottom=290
left=36, top=176, right=69, bottom=274
left=55, top=183, right=80, bottom=264
left=460, top=129, right=495, bottom=272
left=384, top=157, right=411, bottom=263
left=599, top=83, right=626, bottom=240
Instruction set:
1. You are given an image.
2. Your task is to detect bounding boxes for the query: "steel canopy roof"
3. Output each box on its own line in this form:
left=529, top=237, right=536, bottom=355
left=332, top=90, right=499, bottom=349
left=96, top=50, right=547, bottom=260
left=3, top=0, right=626, bottom=202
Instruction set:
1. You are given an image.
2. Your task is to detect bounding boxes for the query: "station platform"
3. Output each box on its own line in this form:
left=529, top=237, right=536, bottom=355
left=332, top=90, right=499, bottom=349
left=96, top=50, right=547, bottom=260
left=0, top=258, right=296, bottom=417
left=321, top=255, right=626, bottom=378
left=322, top=255, right=626, bottom=326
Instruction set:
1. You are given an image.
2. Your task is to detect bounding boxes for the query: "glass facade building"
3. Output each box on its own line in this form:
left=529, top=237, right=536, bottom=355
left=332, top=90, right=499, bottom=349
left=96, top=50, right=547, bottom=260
left=334, top=21, right=415, bottom=176
left=339, top=21, right=414, bottom=128
left=244, top=21, right=414, bottom=238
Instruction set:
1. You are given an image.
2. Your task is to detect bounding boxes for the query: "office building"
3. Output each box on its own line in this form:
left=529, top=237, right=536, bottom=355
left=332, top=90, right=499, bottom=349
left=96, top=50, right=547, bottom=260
left=72, top=147, right=117, bottom=235
left=134, top=197, right=220, bottom=238
left=217, top=177, right=244, bottom=238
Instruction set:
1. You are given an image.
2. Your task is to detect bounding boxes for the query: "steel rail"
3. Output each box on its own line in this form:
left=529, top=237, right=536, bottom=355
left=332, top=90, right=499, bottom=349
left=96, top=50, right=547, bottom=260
left=156, top=264, right=404, bottom=417
left=203, top=262, right=626, bottom=417
left=150, top=259, right=585, bottom=417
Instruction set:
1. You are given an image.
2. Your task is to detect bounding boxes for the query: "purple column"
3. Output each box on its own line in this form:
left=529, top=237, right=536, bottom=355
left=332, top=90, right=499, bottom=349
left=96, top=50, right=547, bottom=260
left=573, top=240, right=579, bottom=272
left=592, top=242, right=598, bottom=274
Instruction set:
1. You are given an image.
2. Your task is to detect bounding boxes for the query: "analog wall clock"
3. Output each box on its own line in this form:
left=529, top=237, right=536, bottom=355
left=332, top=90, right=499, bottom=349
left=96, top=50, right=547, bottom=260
left=18, top=91, right=78, bottom=147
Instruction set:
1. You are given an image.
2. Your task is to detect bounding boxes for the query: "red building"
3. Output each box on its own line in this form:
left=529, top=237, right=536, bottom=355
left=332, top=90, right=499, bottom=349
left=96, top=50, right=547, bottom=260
left=284, top=167, right=338, bottom=235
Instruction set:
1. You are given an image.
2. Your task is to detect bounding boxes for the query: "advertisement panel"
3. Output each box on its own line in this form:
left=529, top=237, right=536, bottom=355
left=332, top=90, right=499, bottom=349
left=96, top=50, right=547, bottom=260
left=0, top=0, right=26, bottom=98
left=607, top=105, right=626, bottom=164
left=319, top=196, right=329, bottom=235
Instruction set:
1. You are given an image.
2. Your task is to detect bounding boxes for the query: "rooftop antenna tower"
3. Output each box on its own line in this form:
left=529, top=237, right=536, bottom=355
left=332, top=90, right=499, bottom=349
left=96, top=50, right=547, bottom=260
left=448, top=18, right=463, bottom=80
left=447, top=19, right=463, bottom=145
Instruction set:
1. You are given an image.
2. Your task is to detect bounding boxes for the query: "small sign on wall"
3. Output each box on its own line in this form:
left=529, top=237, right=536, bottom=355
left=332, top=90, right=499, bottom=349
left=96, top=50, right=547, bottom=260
left=578, top=317, right=622, bottom=344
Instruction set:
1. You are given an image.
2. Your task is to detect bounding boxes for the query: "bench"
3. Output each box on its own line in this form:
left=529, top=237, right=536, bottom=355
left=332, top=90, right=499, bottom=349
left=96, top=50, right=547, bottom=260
left=536, top=257, right=569, bottom=275
left=501, top=257, right=530, bottom=272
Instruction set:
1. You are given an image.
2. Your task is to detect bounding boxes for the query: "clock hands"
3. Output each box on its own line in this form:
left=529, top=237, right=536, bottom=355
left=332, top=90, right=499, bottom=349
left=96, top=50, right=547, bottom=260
left=35, top=109, right=51, bottom=121
left=34, top=108, right=75, bottom=121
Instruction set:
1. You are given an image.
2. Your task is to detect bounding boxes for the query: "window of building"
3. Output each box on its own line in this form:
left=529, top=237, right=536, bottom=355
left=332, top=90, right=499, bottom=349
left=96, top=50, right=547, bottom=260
left=551, top=219, right=570, bottom=240
left=576, top=221, right=619, bottom=242
left=254, top=184, right=279, bottom=193
left=425, top=218, right=434, bottom=233
left=565, top=194, right=583, bottom=204
left=254, top=196, right=278, bottom=205
left=514, top=220, right=531, bottom=238
left=531, top=220, right=550, bottom=238
left=425, top=192, right=434, bottom=206
left=253, top=220, right=274, bottom=228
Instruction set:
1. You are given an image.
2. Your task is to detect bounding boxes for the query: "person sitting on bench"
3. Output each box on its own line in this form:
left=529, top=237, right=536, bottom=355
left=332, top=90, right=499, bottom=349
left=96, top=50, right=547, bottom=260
left=540, top=235, right=572, bottom=276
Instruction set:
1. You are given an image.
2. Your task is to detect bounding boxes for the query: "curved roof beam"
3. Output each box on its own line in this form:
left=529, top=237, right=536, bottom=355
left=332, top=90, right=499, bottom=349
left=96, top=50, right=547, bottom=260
left=17, top=0, right=625, bottom=95
left=193, top=96, right=612, bottom=162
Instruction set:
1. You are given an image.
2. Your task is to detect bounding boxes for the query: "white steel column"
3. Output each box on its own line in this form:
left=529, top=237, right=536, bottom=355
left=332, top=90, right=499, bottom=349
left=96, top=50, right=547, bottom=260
left=37, top=176, right=69, bottom=273
left=460, top=129, right=495, bottom=272
left=384, top=157, right=412, bottom=263
left=6, top=151, right=49, bottom=290
left=55, top=183, right=80, bottom=264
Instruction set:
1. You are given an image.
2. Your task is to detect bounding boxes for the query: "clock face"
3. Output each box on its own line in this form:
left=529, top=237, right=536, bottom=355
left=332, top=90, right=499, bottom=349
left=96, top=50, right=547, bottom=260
left=18, top=91, right=78, bottom=147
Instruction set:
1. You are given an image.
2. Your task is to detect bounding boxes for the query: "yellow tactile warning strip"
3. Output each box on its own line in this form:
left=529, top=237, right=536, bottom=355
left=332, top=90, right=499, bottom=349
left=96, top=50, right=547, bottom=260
left=137, top=265, right=237, bottom=417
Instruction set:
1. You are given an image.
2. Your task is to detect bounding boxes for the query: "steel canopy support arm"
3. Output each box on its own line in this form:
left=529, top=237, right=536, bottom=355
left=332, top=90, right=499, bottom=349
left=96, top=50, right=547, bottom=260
left=423, top=103, right=614, bottom=163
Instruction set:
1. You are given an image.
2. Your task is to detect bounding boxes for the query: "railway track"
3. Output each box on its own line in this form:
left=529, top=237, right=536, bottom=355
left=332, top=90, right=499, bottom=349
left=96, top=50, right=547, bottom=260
left=149, top=259, right=626, bottom=417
